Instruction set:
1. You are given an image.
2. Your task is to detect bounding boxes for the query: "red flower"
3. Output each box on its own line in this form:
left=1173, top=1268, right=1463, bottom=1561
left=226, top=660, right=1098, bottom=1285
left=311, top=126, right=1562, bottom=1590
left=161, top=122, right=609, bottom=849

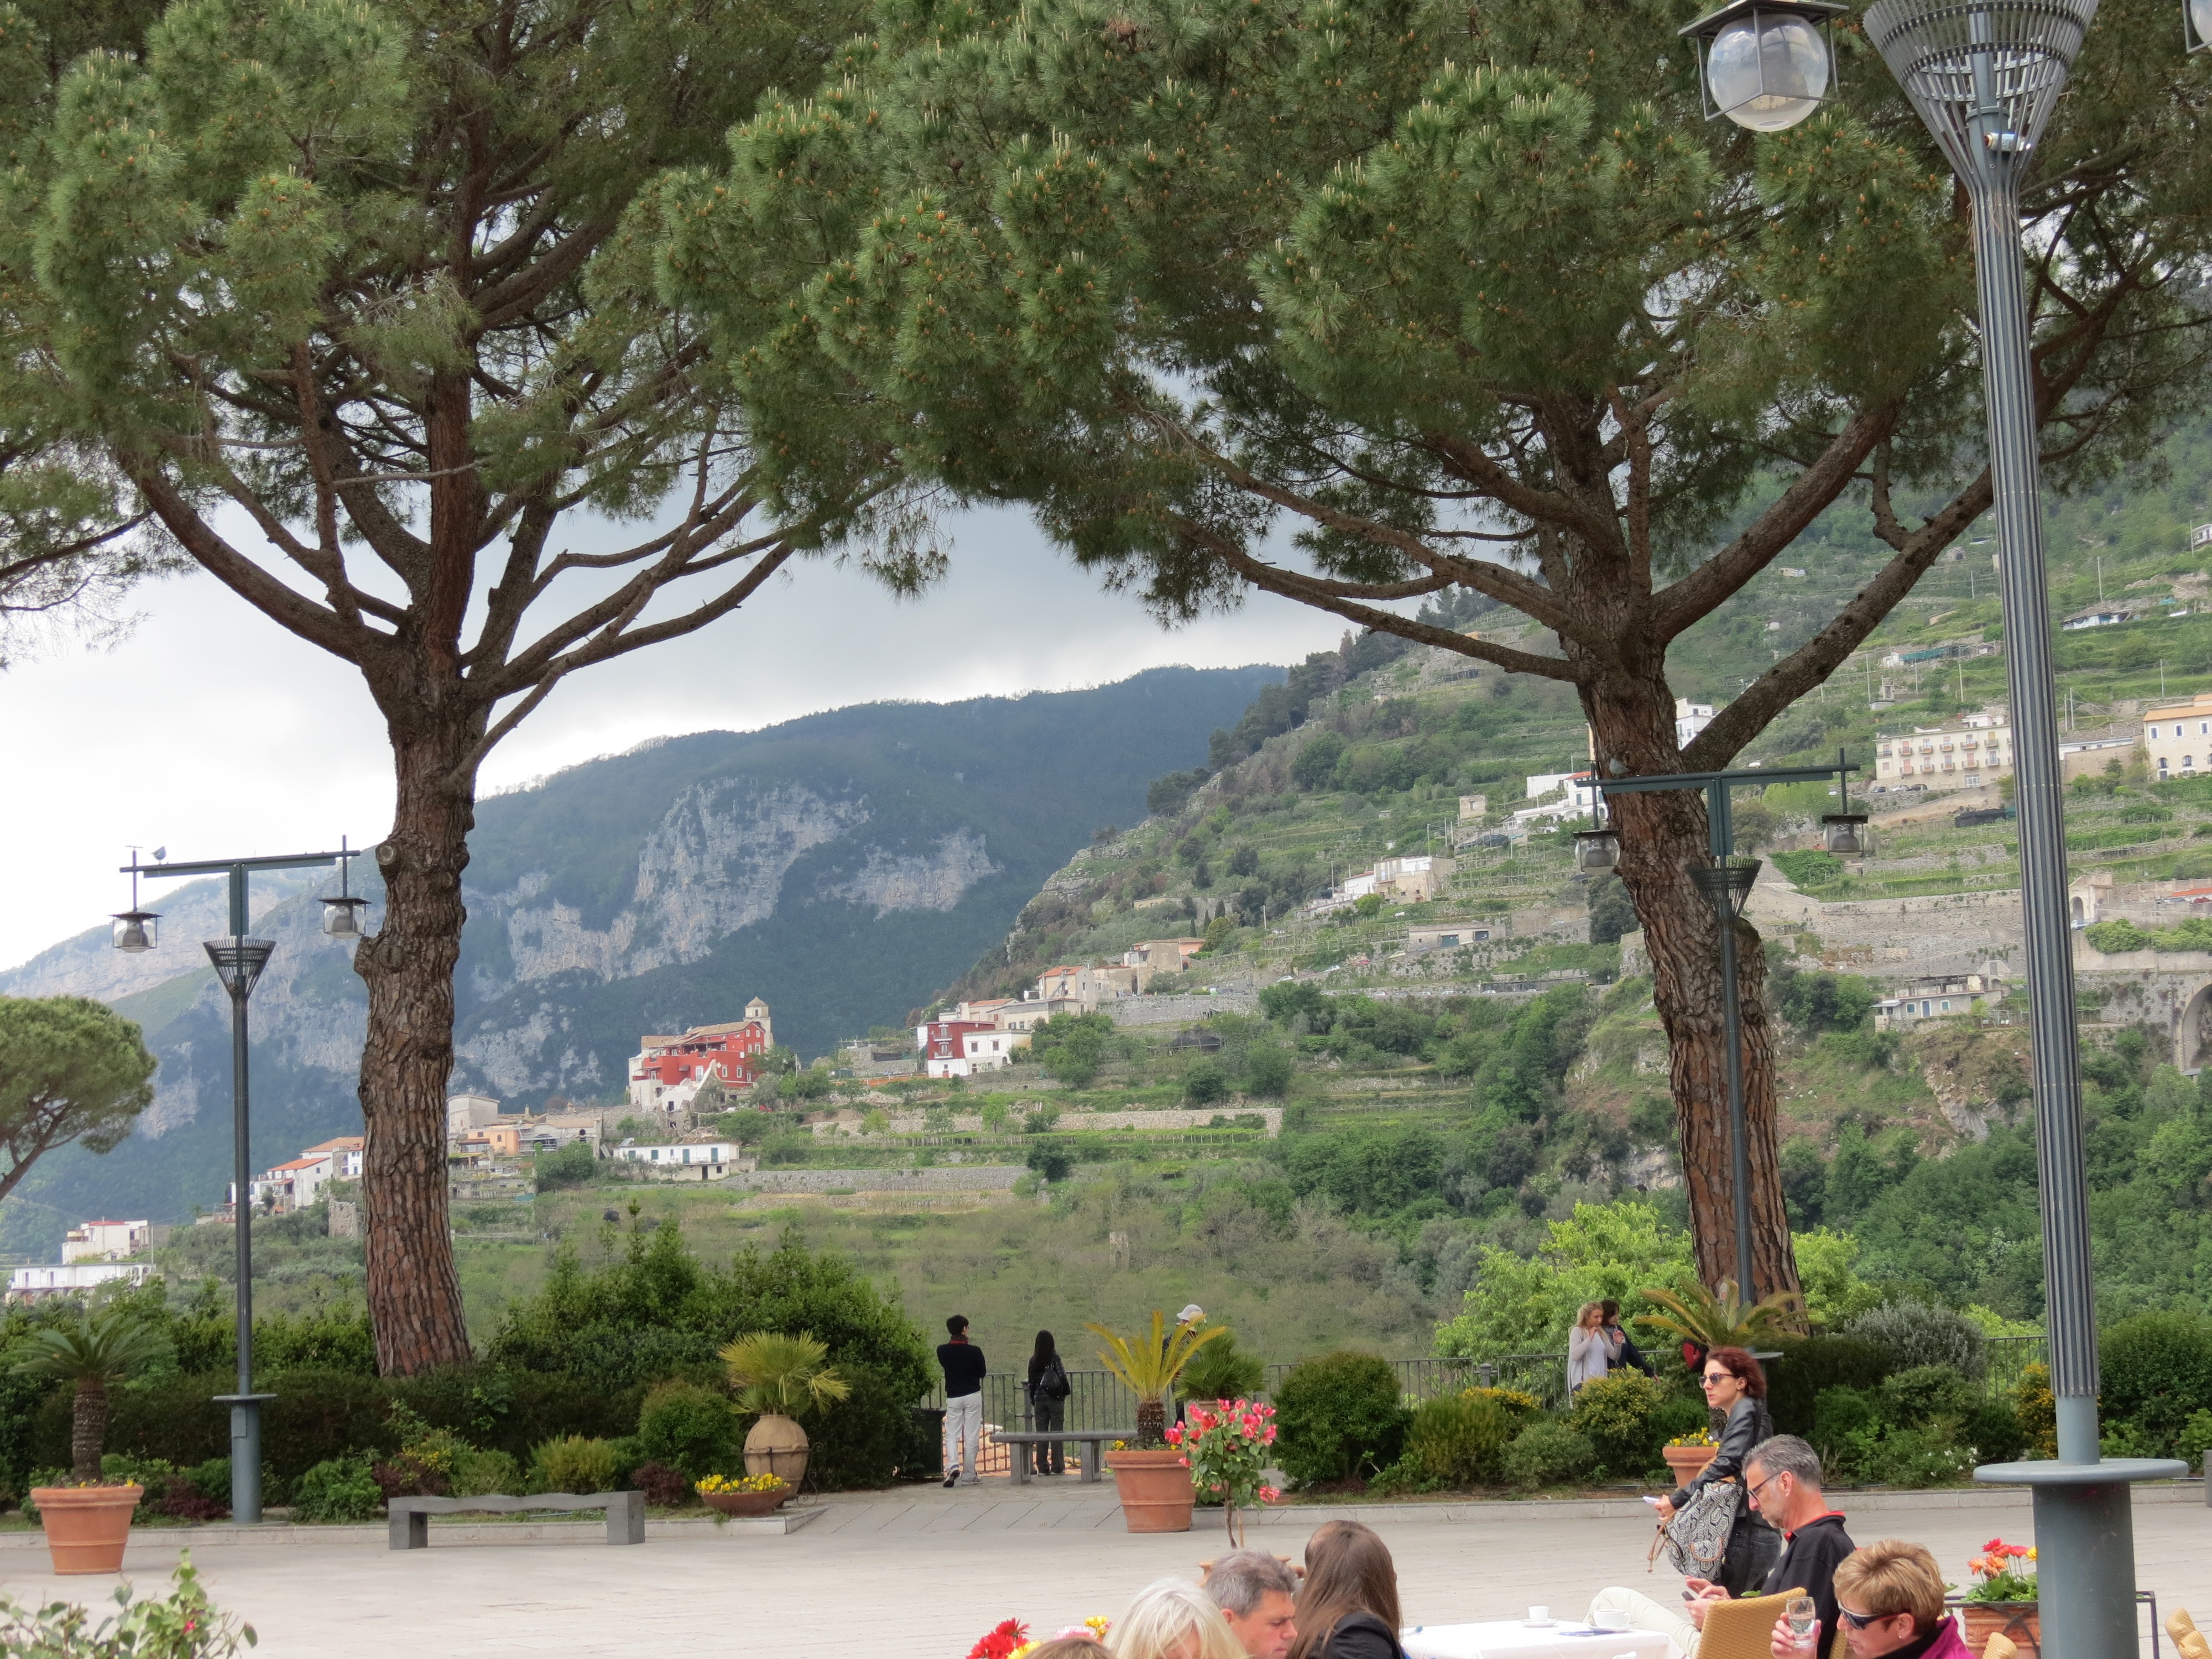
left=968, top=1620, right=1030, bottom=1659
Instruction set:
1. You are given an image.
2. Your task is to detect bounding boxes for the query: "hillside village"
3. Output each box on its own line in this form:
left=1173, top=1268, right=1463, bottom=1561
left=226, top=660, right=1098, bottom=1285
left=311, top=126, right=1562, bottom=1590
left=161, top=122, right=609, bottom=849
left=16, top=425, right=2212, bottom=1357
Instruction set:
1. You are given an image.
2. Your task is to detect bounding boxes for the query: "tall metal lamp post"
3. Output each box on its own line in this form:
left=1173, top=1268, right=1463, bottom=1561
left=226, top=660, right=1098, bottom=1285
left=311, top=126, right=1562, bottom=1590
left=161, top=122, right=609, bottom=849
left=1598, top=756, right=1855, bottom=1303
left=114, top=842, right=368, bottom=1526
left=1862, top=4, right=2182, bottom=1652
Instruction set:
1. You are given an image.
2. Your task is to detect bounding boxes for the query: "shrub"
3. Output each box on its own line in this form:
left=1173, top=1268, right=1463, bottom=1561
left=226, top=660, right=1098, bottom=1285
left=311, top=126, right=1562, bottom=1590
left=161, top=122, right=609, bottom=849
left=1568, top=1371, right=1665, bottom=1477
left=1184, top=1060, right=1231, bottom=1105
left=1764, top=1335, right=1893, bottom=1436
left=1847, top=1300, right=1987, bottom=1380
left=536, top=1141, right=598, bottom=1191
left=2176, top=1407, right=2212, bottom=1474
left=1880, top=1365, right=1979, bottom=1427
left=628, top=1459, right=693, bottom=1507
left=0, top=1558, right=253, bottom=1655
left=637, top=1381, right=737, bottom=1481
left=1463, top=1386, right=1545, bottom=1427
left=1501, top=1421, right=1597, bottom=1489
left=1272, top=1352, right=1410, bottom=1486
left=1402, top=1392, right=1513, bottom=1488
left=1811, top=1387, right=1881, bottom=1465
left=1963, top=1401, right=2027, bottom=1465
left=2015, top=1363, right=2057, bottom=1458
left=1244, top=1044, right=1295, bottom=1099
left=1648, top=1385, right=1713, bottom=1451
left=1178, top=1333, right=1267, bottom=1405
left=449, top=1448, right=521, bottom=1498
left=1861, top=1418, right=1977, bottom=1488
left=531, top=1435, right=619, bottom=1495
left=293, top=1456, right=383, bottom=1522
left=2099, top=1312, right=2212, bottom=1453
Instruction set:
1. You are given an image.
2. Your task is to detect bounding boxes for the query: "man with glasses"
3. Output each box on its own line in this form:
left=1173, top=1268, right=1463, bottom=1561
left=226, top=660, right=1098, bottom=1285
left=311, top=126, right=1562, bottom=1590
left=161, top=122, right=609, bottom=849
left=1775, top=1539, right=1971, bottom=1657
left=1740, top=1437, right=1854, bottom=1658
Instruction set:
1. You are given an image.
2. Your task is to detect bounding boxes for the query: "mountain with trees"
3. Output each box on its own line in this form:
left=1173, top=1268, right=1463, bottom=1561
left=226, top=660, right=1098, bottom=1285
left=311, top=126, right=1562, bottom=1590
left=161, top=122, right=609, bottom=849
left=0, top=666, right=1274, bottom=1252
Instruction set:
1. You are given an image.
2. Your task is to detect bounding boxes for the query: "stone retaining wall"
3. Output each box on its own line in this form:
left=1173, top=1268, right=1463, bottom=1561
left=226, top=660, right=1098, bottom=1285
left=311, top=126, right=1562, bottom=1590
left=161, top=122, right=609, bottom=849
left=722, top=1166, right=1026, bottom=1193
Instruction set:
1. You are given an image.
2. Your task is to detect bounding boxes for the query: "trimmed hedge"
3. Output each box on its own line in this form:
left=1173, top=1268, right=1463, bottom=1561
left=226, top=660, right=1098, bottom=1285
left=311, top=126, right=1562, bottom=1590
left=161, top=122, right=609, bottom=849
left=29, top=1367, right=645, bottom=1494
left=2100, top=1312, right=2212, bottom=1454
left=1765, top=1336, right=1893, bottom=1436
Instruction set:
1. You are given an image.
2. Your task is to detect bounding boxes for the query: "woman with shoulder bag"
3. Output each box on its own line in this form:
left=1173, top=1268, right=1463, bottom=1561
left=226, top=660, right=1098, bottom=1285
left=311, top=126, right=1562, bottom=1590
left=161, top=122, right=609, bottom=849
left=1026, top=1330, right=1072, bottom=1477
left=1650, top=1346, right=1781, bottom=1596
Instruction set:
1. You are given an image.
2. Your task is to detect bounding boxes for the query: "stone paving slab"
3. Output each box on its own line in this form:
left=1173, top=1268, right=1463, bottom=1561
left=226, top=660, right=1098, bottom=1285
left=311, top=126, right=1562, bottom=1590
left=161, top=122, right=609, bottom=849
left=0, top=1488, right=2199, bottom=1657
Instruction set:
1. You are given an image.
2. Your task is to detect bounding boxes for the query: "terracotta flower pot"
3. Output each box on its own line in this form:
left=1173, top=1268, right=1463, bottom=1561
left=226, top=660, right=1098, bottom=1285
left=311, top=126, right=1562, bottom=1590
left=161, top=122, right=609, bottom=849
left=1661, top=1444, right=1718, bottom=1486
left=702, top=1489, right=787, bottom=1517
left=1959, top=1603, right=2040, bottom=1656
left=1106, top=1449, right=1196, bottom=1533
left=744, top=1412, right=811, bottom=1490
left=33, top=1484, right=142, bottom=1575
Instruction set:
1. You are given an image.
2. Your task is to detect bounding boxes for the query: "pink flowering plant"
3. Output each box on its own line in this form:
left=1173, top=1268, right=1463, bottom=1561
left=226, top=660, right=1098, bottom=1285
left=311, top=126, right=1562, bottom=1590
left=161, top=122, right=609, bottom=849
left=1166, top=1399, right=1281, bottom=1545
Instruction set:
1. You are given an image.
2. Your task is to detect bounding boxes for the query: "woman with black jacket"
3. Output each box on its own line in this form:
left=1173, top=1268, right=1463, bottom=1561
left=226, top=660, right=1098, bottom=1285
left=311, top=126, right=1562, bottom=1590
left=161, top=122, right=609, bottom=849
left=1651, top=1345, right=1780, bottom=1595
left=1024, top=1331, right=1070, bottom=1477
left=1290, top=1520, right=1405, bottom=1659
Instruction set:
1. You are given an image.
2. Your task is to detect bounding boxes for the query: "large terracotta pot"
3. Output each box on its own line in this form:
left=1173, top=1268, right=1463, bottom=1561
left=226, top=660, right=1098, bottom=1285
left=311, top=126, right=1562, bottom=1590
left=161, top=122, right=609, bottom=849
left=744, top=1412, right=811, bottom=1490
left=1106, top=1449, right=1195, bottom=1533
left=703, top=1488, right=788, bottom=1517
left=1959, top=1603, right=2039, bottom=1656
left=1661, top=1444, right=1718, bottom=1486
left=33, top=1484, right=142, bottom=1575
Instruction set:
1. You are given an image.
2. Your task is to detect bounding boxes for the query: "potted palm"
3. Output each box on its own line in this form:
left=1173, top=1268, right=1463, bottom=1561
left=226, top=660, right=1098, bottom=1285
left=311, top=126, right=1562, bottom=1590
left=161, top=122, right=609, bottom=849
left=12, top=1308, right=167, bottom=1573
left=1088, top=1311, right=1227, bottom=1533
left=722, top=1331, right=849, bottom=1491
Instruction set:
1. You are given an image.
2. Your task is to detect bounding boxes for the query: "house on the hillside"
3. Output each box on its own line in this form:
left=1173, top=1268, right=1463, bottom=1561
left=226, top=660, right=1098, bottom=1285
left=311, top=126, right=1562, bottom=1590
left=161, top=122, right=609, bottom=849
left=447, top=1092, right=502, bottom=1131
left=627, top=1000, right=773, bottom=1112
left=61, top=1220, right=164, bottom=1262
left=1874, top=974, right=2005, bottom=1030
left=2142, top=692, right=2212, bottom=779
left=613, top=1140, right=743, bottom=1179
left=1032, top=963, right=1141, bottom=1011
left=1123, top=938, right=1205, bottom=985
left=2062, top=605, right=2139, bottom=630
left=8, top=1264, right=154, bottom=1302
left=1874, top=718, right=2013, bottom=790
left=1406, top=922, right=1496, bottom=951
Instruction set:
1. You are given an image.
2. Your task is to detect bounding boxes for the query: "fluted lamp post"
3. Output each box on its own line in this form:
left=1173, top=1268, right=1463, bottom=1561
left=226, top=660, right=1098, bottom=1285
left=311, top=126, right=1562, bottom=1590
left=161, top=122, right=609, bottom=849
left=1861, top=2, right=2185, bottom=1652
left=113, top=843, right=369, bottom=1526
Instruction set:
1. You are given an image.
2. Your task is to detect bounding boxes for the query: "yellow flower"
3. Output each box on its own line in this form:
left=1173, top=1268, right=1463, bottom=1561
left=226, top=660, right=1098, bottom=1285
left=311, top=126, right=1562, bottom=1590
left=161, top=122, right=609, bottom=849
left=1085, top=1618, right=1111, bottom=1639
left=2027, top=1548, right=2037, bottom=1561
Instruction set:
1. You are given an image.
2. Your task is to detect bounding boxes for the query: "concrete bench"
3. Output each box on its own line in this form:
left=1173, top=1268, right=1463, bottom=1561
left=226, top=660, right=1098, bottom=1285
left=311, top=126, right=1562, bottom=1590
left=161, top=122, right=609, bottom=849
left=991, top=1430, right=1136, bottom=1485
left=387, top=1490, right=645, bottom=1549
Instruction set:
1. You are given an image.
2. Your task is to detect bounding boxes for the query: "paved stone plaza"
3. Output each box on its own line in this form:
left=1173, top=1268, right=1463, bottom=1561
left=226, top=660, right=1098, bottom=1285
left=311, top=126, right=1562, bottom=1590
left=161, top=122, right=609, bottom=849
left=0, top=1483, right=2202, bottom=1656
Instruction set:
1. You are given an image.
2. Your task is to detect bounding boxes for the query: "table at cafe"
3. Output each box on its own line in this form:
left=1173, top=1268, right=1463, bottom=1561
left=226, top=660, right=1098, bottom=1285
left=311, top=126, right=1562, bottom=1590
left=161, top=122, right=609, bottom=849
left=1400, top=1623, right=1673, bottom=1659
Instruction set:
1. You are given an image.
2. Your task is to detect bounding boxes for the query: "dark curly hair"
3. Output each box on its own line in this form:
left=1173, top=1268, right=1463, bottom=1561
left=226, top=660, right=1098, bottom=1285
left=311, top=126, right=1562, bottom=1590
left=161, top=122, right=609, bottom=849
left=1704, top=1345, right=1768, bottom=1399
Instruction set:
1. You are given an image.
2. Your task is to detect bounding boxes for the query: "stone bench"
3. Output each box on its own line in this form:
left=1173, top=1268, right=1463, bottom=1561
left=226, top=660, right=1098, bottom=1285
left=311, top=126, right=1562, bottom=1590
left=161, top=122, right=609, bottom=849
left=387, top=1490, right=645, bottom=1549
left=990, top=1430, right=1136, bottom=1486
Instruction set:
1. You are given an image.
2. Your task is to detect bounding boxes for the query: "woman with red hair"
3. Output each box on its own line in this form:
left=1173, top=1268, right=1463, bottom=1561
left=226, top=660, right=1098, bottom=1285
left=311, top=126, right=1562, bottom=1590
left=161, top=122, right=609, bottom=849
left=1651, top=1346, right=1780, bottom=1594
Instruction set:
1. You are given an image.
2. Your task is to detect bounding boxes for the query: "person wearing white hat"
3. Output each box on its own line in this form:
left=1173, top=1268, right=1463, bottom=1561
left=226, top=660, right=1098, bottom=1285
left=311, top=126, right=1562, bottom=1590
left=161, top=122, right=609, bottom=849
left=1179, top=1305, right=1207, bottom=1324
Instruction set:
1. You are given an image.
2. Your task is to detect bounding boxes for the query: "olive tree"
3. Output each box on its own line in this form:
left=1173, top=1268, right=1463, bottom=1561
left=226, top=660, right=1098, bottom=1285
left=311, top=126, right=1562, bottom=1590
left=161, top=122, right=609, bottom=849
left=662, top=0, right=2212, bottom=1298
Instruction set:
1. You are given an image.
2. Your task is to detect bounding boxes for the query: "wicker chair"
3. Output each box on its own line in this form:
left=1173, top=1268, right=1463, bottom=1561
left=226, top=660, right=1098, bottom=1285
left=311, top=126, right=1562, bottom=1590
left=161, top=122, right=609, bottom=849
left=1693, top=1589, right=1804, bottom=1659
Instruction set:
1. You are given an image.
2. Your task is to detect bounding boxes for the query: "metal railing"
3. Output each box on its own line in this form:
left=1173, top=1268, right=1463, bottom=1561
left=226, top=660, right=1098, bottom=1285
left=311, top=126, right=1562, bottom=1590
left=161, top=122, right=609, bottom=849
left=920, top=1337, right=2044, bottom=1441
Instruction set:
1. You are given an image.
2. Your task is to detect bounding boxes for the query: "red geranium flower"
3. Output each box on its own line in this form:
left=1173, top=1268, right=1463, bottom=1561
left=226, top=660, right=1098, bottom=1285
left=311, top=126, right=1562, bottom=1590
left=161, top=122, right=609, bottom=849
left=968, top=1619, right=1030, bottom=1659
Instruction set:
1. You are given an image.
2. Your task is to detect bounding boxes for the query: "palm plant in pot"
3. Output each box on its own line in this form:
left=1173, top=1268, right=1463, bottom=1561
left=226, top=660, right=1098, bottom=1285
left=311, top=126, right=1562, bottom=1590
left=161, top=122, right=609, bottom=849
left=12, top=1307, right=168, bottom=1573
left=722, top=1330, right=848, bottom=1492
left=1088, top=1311, right=1227, bottom=1533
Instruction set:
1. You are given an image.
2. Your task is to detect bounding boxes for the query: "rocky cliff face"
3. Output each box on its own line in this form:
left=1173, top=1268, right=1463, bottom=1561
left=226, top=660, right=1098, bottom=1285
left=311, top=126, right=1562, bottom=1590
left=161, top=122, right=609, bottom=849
left=0, top=665, right=1279, bottom=1233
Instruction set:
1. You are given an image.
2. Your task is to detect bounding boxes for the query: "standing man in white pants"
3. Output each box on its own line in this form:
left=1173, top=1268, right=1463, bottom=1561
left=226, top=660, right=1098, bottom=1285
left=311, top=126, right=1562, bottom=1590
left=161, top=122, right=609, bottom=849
left=938, top=1314, right=987, bottom=1487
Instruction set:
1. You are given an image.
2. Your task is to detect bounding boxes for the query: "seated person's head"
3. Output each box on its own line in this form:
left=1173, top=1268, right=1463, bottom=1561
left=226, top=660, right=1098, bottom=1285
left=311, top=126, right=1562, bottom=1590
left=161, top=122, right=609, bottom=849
left=1026, top=1641, right=1106, bottom=1659
left=1745, top=1434, right=1824, bottom=1523
left=1293, top=1522, right=1400, bottom=1659
left=1110, top=1578, right=1247, bottom=1659
left=1204, top=1551, right=1300, bottom=1659
left=1832, top=1541, right=1949, bottom=1657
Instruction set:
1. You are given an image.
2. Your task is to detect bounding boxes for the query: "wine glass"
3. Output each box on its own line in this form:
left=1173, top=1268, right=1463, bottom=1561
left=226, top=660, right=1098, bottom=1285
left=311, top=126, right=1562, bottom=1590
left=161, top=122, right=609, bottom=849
left=1783, top=1596, right=1819, bottom=1652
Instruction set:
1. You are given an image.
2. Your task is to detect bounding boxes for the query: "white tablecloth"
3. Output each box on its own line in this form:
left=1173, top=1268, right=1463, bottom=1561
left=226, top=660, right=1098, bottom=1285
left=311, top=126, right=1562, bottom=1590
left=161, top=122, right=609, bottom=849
left=1400, top=1621, right=1673, bottom=1659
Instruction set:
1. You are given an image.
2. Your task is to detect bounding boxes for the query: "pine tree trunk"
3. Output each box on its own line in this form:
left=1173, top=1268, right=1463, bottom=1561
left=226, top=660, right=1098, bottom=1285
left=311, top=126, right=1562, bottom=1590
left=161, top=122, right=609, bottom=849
left=72, top=1378, right=107, bottom=1483
left=1584, top=675, right=1803, bottom=1310
left=354, top=721, right=477, bottom=1374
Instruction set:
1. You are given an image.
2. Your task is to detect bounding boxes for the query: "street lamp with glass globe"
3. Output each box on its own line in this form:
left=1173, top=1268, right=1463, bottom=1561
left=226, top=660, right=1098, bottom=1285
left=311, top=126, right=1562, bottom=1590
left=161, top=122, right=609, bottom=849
left=1680, top=1, right=1846, bottom=130
left=2189, top=0, right=2212, bottom=51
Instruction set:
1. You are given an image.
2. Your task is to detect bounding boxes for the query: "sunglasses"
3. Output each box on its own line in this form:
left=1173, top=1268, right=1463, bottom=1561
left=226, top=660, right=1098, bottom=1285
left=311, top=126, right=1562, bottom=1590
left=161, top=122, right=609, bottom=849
left=1700, top=1372, right=1739, bottom=1387
left=1837, top=1608, right=1902, bottom=1630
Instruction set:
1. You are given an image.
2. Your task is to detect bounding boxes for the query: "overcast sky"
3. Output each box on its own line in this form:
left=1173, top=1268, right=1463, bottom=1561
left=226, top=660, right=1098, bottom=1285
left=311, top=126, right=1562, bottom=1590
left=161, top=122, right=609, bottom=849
left=0, top=504, right=1354, bottom=971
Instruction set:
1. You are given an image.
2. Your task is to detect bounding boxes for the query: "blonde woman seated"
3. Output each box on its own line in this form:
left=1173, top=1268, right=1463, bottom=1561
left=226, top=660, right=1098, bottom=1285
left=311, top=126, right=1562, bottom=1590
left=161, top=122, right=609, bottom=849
left=1110, top=1578, right=1249, bottom=1659
left=1774, top=1540, right=1970, bottom=1658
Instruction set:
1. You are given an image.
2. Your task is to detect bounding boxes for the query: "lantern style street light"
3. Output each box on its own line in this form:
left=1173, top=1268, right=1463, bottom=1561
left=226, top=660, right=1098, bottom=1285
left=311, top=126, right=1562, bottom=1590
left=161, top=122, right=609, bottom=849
left=1821, top=747, right=1869, bottom=855
left=320, top=836, right=372, bottom=940
left=2188, top=0, right=2212, bottom=51
left=1573, top=825, right=1620, bottom=874
left=1680, top=1, right=1846, bottom=130
left=112, top=843, right=367, bottom=1527
left=1863, top=2, right=2185, bottom=1651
